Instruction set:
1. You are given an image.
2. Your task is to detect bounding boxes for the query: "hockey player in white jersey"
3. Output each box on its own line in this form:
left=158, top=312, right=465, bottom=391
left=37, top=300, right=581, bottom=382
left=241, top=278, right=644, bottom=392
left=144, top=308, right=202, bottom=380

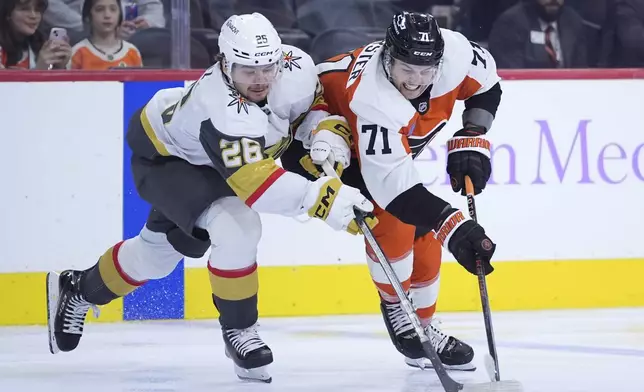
left=45, top=12, right=374, bottom=383
left=281, top=11, right=502, bottom=371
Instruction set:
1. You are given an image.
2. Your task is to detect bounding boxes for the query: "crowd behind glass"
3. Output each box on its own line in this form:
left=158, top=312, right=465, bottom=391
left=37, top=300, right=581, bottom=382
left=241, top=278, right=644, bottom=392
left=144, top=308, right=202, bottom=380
left=1, top=0, right=642, bottom=70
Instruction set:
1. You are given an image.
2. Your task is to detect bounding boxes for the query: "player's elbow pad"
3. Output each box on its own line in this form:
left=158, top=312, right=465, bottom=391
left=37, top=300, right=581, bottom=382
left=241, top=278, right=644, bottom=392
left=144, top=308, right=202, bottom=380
left=463, top=82, right=502, bottom=130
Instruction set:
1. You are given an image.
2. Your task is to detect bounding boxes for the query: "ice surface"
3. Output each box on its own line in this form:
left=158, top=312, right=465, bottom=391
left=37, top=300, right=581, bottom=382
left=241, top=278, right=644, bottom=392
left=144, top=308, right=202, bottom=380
left=1, top=308, right=643, bottom=392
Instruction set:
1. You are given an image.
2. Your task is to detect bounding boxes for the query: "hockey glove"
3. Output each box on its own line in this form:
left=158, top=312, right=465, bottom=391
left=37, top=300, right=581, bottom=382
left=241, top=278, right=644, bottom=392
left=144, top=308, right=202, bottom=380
left=434, top=208, right=495, bottom=275
left=299, top=155, right=344, bottom=178
left=300, top=115, right=352, bottom=178
left=306, top=177, right=374, bottom=235
left=446, top=126, right=491, bottom=195
left=347, top=211, right=379, bottom=236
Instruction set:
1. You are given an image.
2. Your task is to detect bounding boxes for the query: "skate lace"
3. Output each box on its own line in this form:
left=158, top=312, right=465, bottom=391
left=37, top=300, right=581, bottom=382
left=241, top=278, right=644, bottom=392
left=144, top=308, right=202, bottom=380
left=227, top=325, right=266, bottom=357
left=385, top=302, right=414, bottom=335
left=427, top=319, right=450, bottom=354
left=62, top=294, right=100, bottom=335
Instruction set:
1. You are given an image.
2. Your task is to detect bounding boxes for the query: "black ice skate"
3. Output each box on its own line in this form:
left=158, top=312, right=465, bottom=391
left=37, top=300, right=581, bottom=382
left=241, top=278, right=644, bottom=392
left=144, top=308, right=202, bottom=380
left=46, top=270, right=99, bottom=354
left=404, top=319, right=476, bottom=371
left=380, top=300, right=427, bottom=360
left=222, top=323, right=273, bottom=383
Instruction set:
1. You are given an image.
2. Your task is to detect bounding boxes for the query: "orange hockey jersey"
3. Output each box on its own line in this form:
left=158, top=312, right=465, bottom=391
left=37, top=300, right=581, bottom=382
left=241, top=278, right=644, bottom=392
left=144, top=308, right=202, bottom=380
left=317, top=29, right=500, bottom=209
left=0, top=47, right=35, bottom=69
left=71, top=39, right=142, bottom=70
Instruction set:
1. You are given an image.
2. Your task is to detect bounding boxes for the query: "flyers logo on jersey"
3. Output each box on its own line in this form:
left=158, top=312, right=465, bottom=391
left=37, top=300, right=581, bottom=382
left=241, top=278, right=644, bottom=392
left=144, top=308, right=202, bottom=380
left=408, top=121, right=447, bottom=159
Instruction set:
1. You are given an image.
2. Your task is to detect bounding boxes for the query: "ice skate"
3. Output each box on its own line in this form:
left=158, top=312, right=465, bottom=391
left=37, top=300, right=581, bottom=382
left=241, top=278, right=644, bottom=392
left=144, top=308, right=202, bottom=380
left=46, top=270, right=99, bottom=354
left=404, top=319, right=476, bottom=371
left=380, top=300, right=427, bottom=360
left=222, top=323, right=273, bottom=383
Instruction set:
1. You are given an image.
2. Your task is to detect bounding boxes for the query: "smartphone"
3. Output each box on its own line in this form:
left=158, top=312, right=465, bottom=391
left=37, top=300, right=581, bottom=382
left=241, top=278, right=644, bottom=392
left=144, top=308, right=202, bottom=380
left=124, top=2, right=138, bottom=21
left=49, top=28, right=68, bottom=41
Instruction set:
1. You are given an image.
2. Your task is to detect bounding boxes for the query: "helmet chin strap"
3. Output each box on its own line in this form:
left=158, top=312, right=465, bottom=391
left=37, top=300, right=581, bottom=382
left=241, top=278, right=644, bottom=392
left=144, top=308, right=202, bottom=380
left=381, top=49, right=395, bottom=83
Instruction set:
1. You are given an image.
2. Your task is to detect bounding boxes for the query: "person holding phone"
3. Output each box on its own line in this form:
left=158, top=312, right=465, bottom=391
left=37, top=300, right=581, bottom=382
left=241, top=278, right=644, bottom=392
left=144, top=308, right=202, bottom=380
left=71, top=0, right=143, bottom=69
left=118, top=0, right=165, bottom=40
left=0, top=0, right=71, bottom=69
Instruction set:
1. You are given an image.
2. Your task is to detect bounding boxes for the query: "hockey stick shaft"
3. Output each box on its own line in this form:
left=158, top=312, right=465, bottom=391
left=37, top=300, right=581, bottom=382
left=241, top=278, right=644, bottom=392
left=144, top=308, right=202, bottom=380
left=322, top=160, right=463, bottom=392
left=464, top=176, right=500, bottom=382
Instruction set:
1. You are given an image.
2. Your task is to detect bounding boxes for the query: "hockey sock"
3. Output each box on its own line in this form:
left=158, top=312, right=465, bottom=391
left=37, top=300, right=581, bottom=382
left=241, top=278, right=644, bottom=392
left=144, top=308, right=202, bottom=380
left=367, top=243, right=413, bottom=303
left=409, top=231, right=442, bottom=326
left=80, top=241, right=147, bottom=305
left=208, top=261, right=259, bottom=329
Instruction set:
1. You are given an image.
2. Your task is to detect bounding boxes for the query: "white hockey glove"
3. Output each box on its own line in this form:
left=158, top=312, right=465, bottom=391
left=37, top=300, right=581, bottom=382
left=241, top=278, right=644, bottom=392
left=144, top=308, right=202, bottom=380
left=304, top=177, right=374, bottom=235
left=299, top=115, right=352, bottom=178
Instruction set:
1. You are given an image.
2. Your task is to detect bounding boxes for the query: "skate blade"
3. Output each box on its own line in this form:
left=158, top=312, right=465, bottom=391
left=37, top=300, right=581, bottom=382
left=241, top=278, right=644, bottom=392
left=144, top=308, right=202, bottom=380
left=233, top=364, right=272, bottom=383
left=405, top=356, right=476, bottom=371
left=461, top=380, right=523, bottom=392
left=46, top=272, right=60, bottom=354
left=225, top=347, right=272, bottom=383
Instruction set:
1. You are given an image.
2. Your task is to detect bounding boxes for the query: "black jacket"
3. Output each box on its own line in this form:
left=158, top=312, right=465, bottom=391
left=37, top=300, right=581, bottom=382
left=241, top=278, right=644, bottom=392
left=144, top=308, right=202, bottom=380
left=614, top=0, right=644, bottom=67
left=488, top=2, right=589, bottom=68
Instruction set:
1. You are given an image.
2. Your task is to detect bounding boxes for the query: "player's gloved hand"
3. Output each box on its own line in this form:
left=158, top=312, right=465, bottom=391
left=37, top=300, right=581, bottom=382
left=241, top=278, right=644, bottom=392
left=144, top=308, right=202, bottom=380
left=300, top=115, right=352, bottom=178
left=446, top=126, right=491, bottom=195
left=306, top=177, right=374, bottom=235
left=434, top=207, right=495, bottom=275
left=347, top=209, right=379, bottom=236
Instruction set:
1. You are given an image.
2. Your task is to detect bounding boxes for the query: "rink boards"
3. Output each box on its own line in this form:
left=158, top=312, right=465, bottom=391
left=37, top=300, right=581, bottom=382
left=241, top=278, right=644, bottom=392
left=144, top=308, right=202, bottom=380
left=1, top=70, right=643, bottom=326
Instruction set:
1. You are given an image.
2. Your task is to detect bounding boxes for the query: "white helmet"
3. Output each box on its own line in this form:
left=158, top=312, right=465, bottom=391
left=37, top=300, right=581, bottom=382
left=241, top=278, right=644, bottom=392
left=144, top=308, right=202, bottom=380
left=218, top=13, right=283, bottom=85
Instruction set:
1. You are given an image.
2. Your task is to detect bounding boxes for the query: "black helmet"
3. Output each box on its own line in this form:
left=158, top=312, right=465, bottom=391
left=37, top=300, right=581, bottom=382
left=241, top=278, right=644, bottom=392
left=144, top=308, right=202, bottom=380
left=384, top=11, right=444, bottom=66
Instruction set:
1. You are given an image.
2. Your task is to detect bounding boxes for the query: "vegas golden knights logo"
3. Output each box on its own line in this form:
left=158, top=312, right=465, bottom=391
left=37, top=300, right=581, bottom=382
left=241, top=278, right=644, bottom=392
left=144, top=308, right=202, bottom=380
left=314, top=185, right=336, bottom=218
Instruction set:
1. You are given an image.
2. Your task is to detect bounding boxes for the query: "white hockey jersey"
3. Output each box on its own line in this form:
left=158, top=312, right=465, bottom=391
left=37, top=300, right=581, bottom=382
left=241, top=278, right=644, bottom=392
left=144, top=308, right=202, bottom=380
left=318, top=29, right=501, bottom=210
left=139, top=45, right=329, bottom=215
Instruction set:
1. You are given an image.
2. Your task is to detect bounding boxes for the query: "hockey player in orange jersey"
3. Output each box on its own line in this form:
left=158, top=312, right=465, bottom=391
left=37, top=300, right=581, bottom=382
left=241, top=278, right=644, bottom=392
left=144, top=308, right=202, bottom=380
left=280, top=11, right=502, bottom=371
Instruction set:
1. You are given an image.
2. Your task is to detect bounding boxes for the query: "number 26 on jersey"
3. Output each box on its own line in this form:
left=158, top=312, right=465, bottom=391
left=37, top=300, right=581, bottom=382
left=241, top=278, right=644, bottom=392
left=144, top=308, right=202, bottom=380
left=220, top=138, right=263, bottom=168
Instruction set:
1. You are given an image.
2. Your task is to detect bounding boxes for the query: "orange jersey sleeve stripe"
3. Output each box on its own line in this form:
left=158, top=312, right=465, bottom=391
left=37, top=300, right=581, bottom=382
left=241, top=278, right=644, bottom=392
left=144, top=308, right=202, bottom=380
left=457, top=75, right=484, bottom=100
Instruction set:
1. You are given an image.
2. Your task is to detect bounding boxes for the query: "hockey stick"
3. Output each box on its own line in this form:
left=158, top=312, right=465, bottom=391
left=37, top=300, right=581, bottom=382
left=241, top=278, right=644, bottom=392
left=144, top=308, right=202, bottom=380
left=464, top=176, right=500, bottom=383
left=322, top=160, right=523, bottom=392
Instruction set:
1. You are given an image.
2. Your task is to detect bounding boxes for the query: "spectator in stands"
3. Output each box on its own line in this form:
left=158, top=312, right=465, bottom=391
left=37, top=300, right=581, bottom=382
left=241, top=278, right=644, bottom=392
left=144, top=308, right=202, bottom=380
left=42, top=0, right=84, bottom=32
left=566, top=0, right=615, bottom=67
left=456, top=0, right=519, bottom=42
left=118, top=0, right=165, bottom=40
left=42, top=0, right=163, bottom=37
left=0, top=0, right=72, bottom=69
left=614, top=0, right=644, bottom=67
left=488, top=0, right=589, bottom=68
left=71, top=0, right=143, bottom=69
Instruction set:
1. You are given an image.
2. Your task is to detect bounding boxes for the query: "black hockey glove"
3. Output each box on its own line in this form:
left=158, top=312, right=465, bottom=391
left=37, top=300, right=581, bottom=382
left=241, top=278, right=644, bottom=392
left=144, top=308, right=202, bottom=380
left=446, top=126, right=491, bottom=195
left=434, top=208, right=495, bottom=275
